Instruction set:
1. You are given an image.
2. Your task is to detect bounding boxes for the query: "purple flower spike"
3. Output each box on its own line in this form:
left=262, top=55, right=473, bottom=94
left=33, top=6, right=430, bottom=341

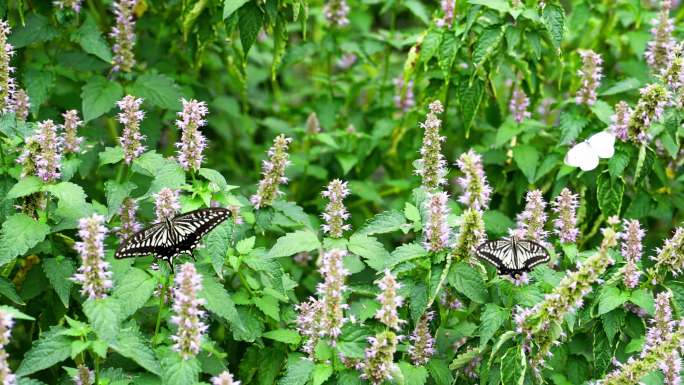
left=72, top=214, right=113, bottom=300
left=251, top=134, right=293, bottom=209
left=154, top=188, right=181, bottom=222
left=117, top=95, right=146, bottom=164
left=13, top=89, right=29, bottom=122
left=394, top=77, right=415, bottom=112
left=456, top=149, right=492, bottom=211
left=552, top=188, right=579, bottom=244
left=610, top=101, right=632, bottom=142
left=415, top=100, right=447, bottom=191
left=575, top=50, right=603, bottom=106
left=0, top=20, right=16, bottom=114
left=110, top=0, right=138, bottom=72
left=316, top=249, right=350, bottom=343
left=62, top=109, right=84, bottom=154
left=321, top=180, right=351, bottom=238
left=175, top=98, right=209, bottom=172
left=170, top=263, right=207, bottom=360
left=211, top=371, right=240, bottom=385
left=424, top=191, right=451, bottom=252
left=34, top=120, right=63, bottom=183
left=375, top=269, right=405, bottom=330
left=408, top=312, right=436, bottom=365
left=510, top=87, right=531, bottom=123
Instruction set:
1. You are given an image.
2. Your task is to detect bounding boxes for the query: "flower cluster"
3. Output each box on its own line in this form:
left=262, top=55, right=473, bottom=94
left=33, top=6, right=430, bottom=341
left=358, top=331, right=399, bottom=385
left=13, top=89, right=29, bottom=122
left=645, top=3, right=675, bottom=72
left=154, top=188, right=181, bottom=222
left=117, top=95, right=146, bottom=164
left=627, top=83, right=670, bottom=144
left=453, top=208, right=485, bottom=261
left=251, top=134, right=293, bottom=209
left=0, top=311, right=15, bottom=385
left=515, top=227, right=617, bottom=373
left=116, top=197, right=141, bottom=239
left=321, top=180, right=351, bottom=238
left=228, top=205, right=243, bottom=226
left=337, top=53, right=357, bottom=70
left=610, top=101, right=633, bottom=142
left=295, top=297, right=324, bottom=358
left=175, top=98, right=209, bottom=172
left=73, top=364, right=93, bottom=385
left=323, top=0, right=350, bottom=27
left=436, top=0, right=455, bottom=28
left=211, top=371, right=240, bottom=385
left=375, top=269, right=405, bottom=330
left=110, top=0, right=138, bottom=72
left=575, top=50, right=603, bottom=106
left=511, top=189, right=548, bottom=246
left=651, top=227, right=684, bottom=280
left=415, top=100, right=446, bottom=191
left=170, top=263, right=208, bottom=360
left=620, top=220, right=644, bottom=289
left=62, top=109, right=83, bottom=154
left=509, top=87, right=531, bottom=123
left=601, top=292, right=684, bottom=385
left=306, top=112, right=321, bottom=135
left=33, top=120, right=63, bottom=182
left=662, top=42, right=684, bottom=92
left=316, top=249, right=350, bottom=342
left=16, top=136, right=40, bottom=178
left=393, top=77, right=415, bottom=112
left=456, top=150, right=491, bottom=211
left=72, top=214, right=113, bottom=300
left=408, top=312, right=436, bottom=365
left=0, top=20, right=15, bottom=113
left=423, top=191, right=451, bottom=252
left=552, top=188, right=579, bottom=244
left=54, top=0, right=83, bottom=12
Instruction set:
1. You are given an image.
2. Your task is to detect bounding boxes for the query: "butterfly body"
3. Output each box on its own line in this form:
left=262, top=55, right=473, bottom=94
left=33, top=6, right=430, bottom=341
left=115, top=207, right=231, bottom=271
left=475, top=237, right=550, bottom=277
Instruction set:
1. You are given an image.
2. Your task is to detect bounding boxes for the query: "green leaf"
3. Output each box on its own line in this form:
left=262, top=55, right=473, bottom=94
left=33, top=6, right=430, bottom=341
left=99, top=147, right=124, bottom=166
left=312, top=363, right=334, bottom=385
left=277, top=355, right=314, bottom=385
left=598, top=286, right=630, bottom=315
left=386, top=243, right=427, bottom=268
left=601, top=310, right=625, bottom=343
left=629, top=289, right=655, bottom=315
left=500, top=347, right=526, bottom=385
left=199, top=168, right=232, bottom=193
left=457, top=77, right=484, bottom=134
left=467, top=0, right=510, bottom=13
left=358, top=210, right=406, bottom=236
left=593, top=325, right=611, bottom=375
left=0, top=214, right=50, bottom=267
left=24, top=69, right=55, bottom=115
left=479, top=304, right=509, bottom=349
left=46, top=182, right=92, bottom=226
left=105, top=181, right=137, bottom=218
left=16, top=327, right=71, bottom=376
left=513, top=144, right=539, bottom=184
left=399, top=362, right=428, bottom=385
left=224, top=0, right=250, bottom=18
left=83, top=298, right=122, bottom=344
left=348, top=233, right=390, bottom=271
left=6, top=176, right=43, bottom=200
left=426, top=359, right=453, bottom=385
left=600, top=78, right=641, bottom=96
left=0, top=277, right=23, bottom=305
left=608, top=151, right=629, bottom=179
left=254, top=295, right=280, bottom=321
left=448, top=262, right=488, bottom=303
left=81, top=76, right=124, bottom=122
left=262, top=329, right=301, bottom=345
left=238, top=2, right=264, bottom=55
left=200, top=273, right=246, bottom=336
left=559, top=111, right=588, bottom=145
left=483, top=210, right=515, bottom=236
left=129, top=74, right=182, bottom=110
left=597, top=174, right=624, bottom=217
left=112, top=267, right=156, bottom=318
left=75, top=16, right=112, bottom=62
left=236, top=236, right=256, bottom=255
left=0, top=305, right=34, bottom=320
left=42, top=258, right=75, bottom=308
left=403, top=0, right=429, bottom=24
left=267, top=230, right=320, bottom=258
left=111, top=324, right=162, bottom=375
left=542, top=4, right=565, bottom=50
left=272, top=201, right=312, bottom=228
left=161, top=354, right=201, bottom=385
left=202, top=222, right=231, bottom=277
left=472, top=26, right=504, bottom=67
left=8, top=14, right=58, bottom=48
left=590, top=100, right=614, bottom=125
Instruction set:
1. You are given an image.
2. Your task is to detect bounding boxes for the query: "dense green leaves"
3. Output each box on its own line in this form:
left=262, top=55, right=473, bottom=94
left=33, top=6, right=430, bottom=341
left=16, top=328, right=72, bottom=376
left=81, top=76, right=124, bottom=122
left=0, top=214, right=50, bottom=267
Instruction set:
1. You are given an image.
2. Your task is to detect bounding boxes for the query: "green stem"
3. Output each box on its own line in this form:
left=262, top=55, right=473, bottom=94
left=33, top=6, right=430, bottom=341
left=379, top=6, right=398, bottom=106
left=152, top=274, right=168, bottom=346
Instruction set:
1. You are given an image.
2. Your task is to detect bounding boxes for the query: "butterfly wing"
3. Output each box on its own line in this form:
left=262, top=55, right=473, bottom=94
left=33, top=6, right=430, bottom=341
left=115, top=222, right=171, bottom=259
left=587, top=131, right=615, bottom=159
left=476, top=238, right=550, bottom=276
left=476, top=238, right=514, bottom=272
left=564, top=142, right=599, bottom=171
left=514, top=240, right=550, bottom=271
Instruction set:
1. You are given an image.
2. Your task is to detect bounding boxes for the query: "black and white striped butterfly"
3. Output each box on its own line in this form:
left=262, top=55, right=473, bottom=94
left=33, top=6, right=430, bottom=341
left=115, top=207, right=230, bottom=271
left=475, top=237, right=550, bottom=277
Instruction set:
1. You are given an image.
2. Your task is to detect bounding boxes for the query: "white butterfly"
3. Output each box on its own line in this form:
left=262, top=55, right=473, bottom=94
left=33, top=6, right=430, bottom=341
left=564, top=131, right=615, bottom=171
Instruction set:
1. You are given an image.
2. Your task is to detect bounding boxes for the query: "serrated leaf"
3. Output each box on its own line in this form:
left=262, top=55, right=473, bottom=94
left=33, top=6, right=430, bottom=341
left=500, top=347, right=526, bottom=385
left=129, top=74, right=182, bottom=110
left=81, top=76, right=124, bottom=122
left=111, top=324, right=161, bottom=375
left=43, top=258, right=75, bottom=308
left=559, top=112, right=588, bottom=145
left=199, top=168, right=232, bottom=193
left=262, top=329, right=301, bottom=345
left=600, top=78, right=640, bottom=96
left=0, top=277, right=23, bottom=305
left=598, top=286, right=630, bottom=315
left=513, top=144, right=539, bottom=184
left=597, top=174, right=624, bottom=217
left=254, top=295, right=280, bottom=321
left=238, top=2, right=263, bottom=56
left=8, top=14, right=58, bottom=48
left=24, top=69, right=55, bottom=115
left=448, top=262, right=488, bottom=303
left=426, top=359, right=453, bottom=385
left=472, top=26, right=504, bottom=67
left=479, top=304, right=509, bottom=349
left=46, top=182, right=92, bottom=226
left=6, top=176, right=43, bottom=200
left=224, top=0, right=250, bottom=18
left=75, top=16, right=112, bottom=62
left=312, top=363, right=333, bottom=385
left=386, top=243, right=427, bottom=268
left=112, top=267, right=156, bottom=318
left=99, top=147, right=124, bottom=166
left=358, top=210, right=406, bottom=236
left=629, top=288, right=655, bottom=315
left=16, top=327, right=71, bottom=376
left=277, top=355, right=314, bottom=385
left=105, top=181, right=137, bottom=218
left=161, top=354, right=201, bottom=385
left=272, top=201, right=312, bottom=228
left=0, top=214, right=50, bottom=267
left=467, top=0, right=510, bottom=13
left=348, top=233, right=389, bottom=271
left=267, top=230, right=320, bottom=259
left=83, top=297, right=122, bottom=344
left=483, top=210, right=515, bottom=236
left=200, top=273, right=246, bottom=336
left=542, top=4, right=565, bottom=49
left=457, top=77, right=484, bottom=134
left=399, top=362, right=428, bottom=385
left=236, top=236, right=256, bottom=255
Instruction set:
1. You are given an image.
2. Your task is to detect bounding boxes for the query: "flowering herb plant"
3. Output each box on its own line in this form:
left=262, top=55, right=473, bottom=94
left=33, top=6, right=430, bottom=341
left=1, top=0, right=684, bottom=385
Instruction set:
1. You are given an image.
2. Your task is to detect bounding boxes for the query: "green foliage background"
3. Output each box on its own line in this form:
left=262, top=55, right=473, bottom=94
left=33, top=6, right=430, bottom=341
left=1, top=0, right=684, bottom=384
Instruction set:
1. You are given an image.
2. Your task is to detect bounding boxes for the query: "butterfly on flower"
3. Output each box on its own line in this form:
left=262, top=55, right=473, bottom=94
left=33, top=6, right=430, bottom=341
left=475, top=237, right=550, bottom=277
left=115, top=207, right=230, bottom=272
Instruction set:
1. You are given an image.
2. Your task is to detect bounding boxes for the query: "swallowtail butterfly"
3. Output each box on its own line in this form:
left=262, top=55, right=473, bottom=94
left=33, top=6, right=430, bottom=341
left=475, top=237, right=550, bottom=277
left=115, top=207, right=230, bottom=271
